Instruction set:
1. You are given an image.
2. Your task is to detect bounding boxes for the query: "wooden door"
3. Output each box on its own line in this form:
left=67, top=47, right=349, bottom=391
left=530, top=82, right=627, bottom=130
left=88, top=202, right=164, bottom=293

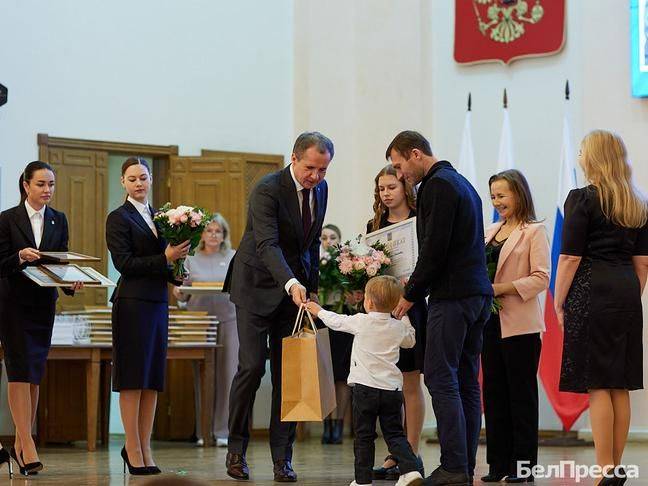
left=47, top=148, right=109, bottom=310
left=168, top=155, right=246, bottom=246
left=201, top=150, right=284, bottom=246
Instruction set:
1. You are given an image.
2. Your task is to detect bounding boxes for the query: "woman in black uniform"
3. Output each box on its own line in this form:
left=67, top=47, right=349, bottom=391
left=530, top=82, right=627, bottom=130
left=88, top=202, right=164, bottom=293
left=0, top=161, right=82, bottom=476
left=556, top=130, right=648, bottom=485
left=106, top=157, right=189, bottom=475
left=367, top=165, right=426, bottom=480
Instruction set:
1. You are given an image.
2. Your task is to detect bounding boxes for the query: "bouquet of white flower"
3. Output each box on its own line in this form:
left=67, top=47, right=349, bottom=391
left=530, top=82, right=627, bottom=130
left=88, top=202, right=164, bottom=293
left=154, top=203, right=210, bottom=278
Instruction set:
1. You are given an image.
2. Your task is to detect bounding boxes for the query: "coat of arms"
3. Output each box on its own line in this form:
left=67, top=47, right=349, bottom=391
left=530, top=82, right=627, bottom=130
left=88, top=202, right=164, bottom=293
left=455, top=0, right=565, bottom=65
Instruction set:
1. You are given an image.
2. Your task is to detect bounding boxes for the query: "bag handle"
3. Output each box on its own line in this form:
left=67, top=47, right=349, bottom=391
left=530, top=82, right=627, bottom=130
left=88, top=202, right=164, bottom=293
left=291, top=305, right=305, bottom=336
left=291, top=304, right=318, bottom=336
left=302, top=305, right=317, bottom=333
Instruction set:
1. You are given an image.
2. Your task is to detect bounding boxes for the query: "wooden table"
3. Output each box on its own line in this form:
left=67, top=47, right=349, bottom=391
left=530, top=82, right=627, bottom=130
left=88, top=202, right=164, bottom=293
left=0, top=344, right=217, bottom=451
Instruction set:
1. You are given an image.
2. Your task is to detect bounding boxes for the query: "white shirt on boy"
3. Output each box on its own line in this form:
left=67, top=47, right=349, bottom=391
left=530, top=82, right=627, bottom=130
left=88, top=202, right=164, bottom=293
left=317, top=309, right=415, bottom=391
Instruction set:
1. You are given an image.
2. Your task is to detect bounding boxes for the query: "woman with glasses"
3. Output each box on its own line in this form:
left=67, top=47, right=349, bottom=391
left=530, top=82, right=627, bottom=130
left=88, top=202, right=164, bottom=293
left=174, top=213, right=237, bottom=447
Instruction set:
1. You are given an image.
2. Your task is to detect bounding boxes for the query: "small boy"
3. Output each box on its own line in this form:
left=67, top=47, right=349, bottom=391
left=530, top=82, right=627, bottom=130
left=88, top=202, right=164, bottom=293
left=306, top=275, right=423, bottom=486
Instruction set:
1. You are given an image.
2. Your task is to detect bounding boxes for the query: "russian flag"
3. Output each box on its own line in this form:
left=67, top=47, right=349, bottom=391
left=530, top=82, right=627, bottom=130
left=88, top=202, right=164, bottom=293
left=538, top=110, right=589, bottom=431
left=493, top=103, right=515, bottom=222
left=458, top=99, right=477, bottom=188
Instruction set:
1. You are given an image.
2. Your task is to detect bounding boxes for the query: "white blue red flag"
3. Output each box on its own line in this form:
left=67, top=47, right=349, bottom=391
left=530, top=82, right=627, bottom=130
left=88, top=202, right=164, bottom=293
left=538, top=110, right=589, bottom=431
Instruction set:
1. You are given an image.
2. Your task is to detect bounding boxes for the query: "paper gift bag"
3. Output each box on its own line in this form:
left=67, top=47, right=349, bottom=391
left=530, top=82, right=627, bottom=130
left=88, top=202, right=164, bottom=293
left=281, top=306, right=336, bottom=422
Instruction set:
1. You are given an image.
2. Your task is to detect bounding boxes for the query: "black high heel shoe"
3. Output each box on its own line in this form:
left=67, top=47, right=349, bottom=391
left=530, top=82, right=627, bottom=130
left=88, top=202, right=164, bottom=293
left=9, top=447, right=38, bottom=477
left=0, top=448, right=13, bottom=478
left=615, top=467, right=627, bottom=485
left=121, top=447, right=150, bottom=476
left=20, top=450, right=43, bottom=474
left=147, top=465, right=162, bottom=474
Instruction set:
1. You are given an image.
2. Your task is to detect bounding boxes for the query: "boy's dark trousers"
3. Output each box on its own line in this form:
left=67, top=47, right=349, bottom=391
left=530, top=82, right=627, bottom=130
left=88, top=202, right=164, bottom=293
left=352, top=384, right=419, bottom=484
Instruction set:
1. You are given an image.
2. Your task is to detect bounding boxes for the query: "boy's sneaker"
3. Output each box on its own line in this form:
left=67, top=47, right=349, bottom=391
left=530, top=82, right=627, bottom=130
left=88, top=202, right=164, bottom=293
left=396, top=471, right=424, bottom=486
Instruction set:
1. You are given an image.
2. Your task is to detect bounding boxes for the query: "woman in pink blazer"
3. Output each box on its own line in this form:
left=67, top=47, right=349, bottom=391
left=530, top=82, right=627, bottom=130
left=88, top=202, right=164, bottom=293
left=481, top=169, right=550, bottom=483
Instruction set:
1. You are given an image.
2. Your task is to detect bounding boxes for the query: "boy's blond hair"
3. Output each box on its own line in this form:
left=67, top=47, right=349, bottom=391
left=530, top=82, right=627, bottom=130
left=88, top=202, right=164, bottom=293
left=365, top=275, right=404, bottom=313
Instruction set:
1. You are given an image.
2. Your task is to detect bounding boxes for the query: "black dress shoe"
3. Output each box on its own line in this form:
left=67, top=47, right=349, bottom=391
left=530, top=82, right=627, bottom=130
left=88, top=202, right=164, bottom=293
left=147, top=465, right=162, bottom=474
left=481, top=472, right=507, bottom=482
left=505, top=474, right=533, bottom=483
left=226, top=452, right=249, bottom=480
left=273, top=459, right=297, bottom=482
left=423, top=466, right=471, bottom=485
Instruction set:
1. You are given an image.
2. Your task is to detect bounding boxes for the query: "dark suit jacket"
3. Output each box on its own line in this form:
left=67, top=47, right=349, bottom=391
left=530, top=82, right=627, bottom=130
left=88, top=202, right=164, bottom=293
left=106, top=201, right=175, bottom=303
left=404, top=160, right=493, bottom=302
left=0, top=203, right=71, bottom=305
left=224, top=166, right=327, bottom=316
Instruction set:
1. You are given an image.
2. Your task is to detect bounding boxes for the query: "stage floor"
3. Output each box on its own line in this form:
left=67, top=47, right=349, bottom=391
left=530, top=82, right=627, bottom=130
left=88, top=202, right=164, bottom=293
left=2, top=437, right=647, bottom=485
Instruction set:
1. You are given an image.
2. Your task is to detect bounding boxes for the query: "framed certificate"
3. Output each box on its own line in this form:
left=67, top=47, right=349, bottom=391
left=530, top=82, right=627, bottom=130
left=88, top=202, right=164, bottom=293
left=364, top=218, right=418, bottom=281
left=178, top=281, right=224, bottom=294
left=40, top=264, right=101, bottom=284
left=38, top=251, right=101, bottom=263
left=22, top=266, right=116, bottom=288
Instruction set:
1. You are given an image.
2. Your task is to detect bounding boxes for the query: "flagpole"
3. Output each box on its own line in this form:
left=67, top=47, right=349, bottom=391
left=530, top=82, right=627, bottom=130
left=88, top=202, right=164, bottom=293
left=538, top=79, right=589, bottom=445
left=493, top=88, right=514, bottom=221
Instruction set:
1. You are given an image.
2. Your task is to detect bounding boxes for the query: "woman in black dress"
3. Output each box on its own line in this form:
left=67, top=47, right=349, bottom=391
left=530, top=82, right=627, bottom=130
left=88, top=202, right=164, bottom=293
left=106, top=157, right=189, bottom=475
left=367, top=165, right=426, bottom=480
left=556, top=130, right=648, bottom=484
left=0, top=161, right=82, bottom=476
left=319, top=223, right=354, bottom=444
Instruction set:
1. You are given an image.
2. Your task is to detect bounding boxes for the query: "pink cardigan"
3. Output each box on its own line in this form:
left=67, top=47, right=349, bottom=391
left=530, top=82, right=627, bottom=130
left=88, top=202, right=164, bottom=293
left=485, top=221, right=550, bottom=338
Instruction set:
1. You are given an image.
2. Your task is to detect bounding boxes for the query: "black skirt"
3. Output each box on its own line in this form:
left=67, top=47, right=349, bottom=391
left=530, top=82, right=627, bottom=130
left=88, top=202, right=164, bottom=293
left=329, top=328, right=354, bottom=382
left=0, top=300, right=56, bottom=384
left=560, top=259, right=644, bottom=393
left=112, top=298, right=168, bottom=391
left=397, top=299, right=427, bottom=373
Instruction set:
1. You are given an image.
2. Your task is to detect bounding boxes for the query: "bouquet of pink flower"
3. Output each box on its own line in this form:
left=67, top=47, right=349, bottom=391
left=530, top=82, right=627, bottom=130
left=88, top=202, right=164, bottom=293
left=154, top=203, right=211, bottom=279
left=336, top=236, right=391, bottom=292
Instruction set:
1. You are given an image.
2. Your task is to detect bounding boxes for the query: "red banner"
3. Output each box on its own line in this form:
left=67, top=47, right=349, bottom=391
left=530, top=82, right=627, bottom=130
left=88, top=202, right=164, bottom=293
left=454, top=0, right=566, bottom=65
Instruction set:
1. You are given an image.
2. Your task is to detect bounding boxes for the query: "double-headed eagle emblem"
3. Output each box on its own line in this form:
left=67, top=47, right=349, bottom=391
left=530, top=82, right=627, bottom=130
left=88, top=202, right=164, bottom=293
left=472, top=0, right=545, bottom=43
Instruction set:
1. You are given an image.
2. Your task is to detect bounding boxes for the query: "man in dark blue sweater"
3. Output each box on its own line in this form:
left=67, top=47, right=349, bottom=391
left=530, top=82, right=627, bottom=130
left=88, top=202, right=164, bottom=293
left=388, top=131, right=492, bottom=486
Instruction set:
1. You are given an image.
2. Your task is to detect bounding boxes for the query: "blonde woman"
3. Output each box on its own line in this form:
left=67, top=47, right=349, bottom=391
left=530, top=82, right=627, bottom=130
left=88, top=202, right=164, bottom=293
left=556, top=130, right=648, bottom=485
left=174, top=213, right=237, bottom=447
